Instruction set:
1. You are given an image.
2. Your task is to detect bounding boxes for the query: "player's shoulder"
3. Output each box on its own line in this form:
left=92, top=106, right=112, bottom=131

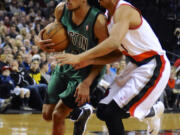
left=55, top=2, right=65, bottom=20
left=114, top=4, right=141, bottom=24
left=93, top=12, right=108, bottom=41
left=95, top=13, right=107, bottom=27
left=115, top=4, right=137, bottom=18
left=56, top=2, right=65, bottom=10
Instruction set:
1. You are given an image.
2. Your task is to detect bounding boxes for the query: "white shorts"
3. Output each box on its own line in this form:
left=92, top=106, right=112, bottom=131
left=100, top=55, right=170, bottom=120
left=12, top=87, right=30, bottom=96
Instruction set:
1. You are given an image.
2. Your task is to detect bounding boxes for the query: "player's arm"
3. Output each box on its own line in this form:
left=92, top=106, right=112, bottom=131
left=34, top=2, right=65, bottom=52
left=81, top=13, right=124, bottom=84
left=56, top=5, right=140, bottom=65
left=75, top=14, right=109, bottom=106
left=87, top=13, right=123, bottom=65
left=83, top=14, right=109, bottom=84
left=74, top=49, right=123, bottom=70
left=89, top=49, right=122, bottom=65
left=78, top=5, right=140, bottom=61
left=54, top=2, right=65, bottom=22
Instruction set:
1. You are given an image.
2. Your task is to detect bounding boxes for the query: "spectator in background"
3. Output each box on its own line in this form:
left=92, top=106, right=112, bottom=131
left=9, top=0, right=21, bottom=14
left=110, top=62, right=120, bottom=74
left=32, top=54, right=41, bottom=62
left=0, top=0, right=61, bottom=112
left=46, top=55, right=57, bottom=75
left=40, top=61, right=50, bottom=83
left=174, top=58, right=180, bottom=69
left=9, top=59, right=46, bottom=110
left=0, top=54, right=7, bottom=70
left=9, top=24, right=18, bottom=38
left=22, top=53, right=32, bottom=71
left=3, top=16, right=10, bottom=28
left=0, top=22, right=8, bottom=40
left=16, top=53, right=24, bottom=69
left=24, top=39, right=31, bottom=53
left=176, top=66, right=180, bottom=84
left=20, top=46, right=27, bottom=55
left=5, top=53, right=14, bottom=65
left=12, top=46, right=18, bottom=57
left=10, top=60, right=32, bottom=110
left=173, top=64, right=180, bottom=110
left=20, top=28, right=27, bottom=39
left=103, top=64, right=116, bottom=84
left=117, top=58, right=126, bottom=75
left=0, top=66, right=14, bottom=98
left=164, top=66, right=177, bottom=109
left=40, top=52, right=47, bottom=64
left=28, top=59, right=47, bottom=110
left=31, top=45, right=39, bottom=56
left=15, top=35, right=23, bottom=43
left=3, top=45, right=12, bottom=54
left=29, top=59, right=47, bottom=85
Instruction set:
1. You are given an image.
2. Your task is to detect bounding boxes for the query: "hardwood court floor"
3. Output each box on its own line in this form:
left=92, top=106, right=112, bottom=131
left=0, top=113, right=180, bottom=135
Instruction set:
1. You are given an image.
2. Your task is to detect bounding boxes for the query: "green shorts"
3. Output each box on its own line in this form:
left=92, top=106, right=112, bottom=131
left=45, top=65, right=105, bottom=109
left=45, top=65, right=83, bottom=108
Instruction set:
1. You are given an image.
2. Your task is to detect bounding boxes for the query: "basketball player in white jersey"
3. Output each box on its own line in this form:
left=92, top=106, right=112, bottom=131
left=56, top=0, right=171, bottom=134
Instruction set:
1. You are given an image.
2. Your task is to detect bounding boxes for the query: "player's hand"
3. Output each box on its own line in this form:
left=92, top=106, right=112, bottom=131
left=74, top=81, right=90, bottom=106
left=73, top=60, right=94, bottom=70
left=56, top=53, right=81, bottom=66
left=56, top=53, right=94, bottom=69
left=34, top=29, right=55, bottom=52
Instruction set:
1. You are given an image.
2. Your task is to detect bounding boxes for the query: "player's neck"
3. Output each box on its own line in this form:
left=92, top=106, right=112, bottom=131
left=107, top=0, right=119, bottom=16
left=72, top=4, right=90, bottom=23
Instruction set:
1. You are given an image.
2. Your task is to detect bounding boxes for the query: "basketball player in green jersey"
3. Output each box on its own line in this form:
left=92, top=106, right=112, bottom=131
left=35, top=0, right=109, bottom=135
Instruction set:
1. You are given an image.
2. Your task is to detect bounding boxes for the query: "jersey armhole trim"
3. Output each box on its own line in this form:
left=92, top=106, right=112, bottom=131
left=119, top=3, right=143, bottom=30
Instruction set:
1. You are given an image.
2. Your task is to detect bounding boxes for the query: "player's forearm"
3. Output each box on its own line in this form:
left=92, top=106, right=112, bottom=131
left=83, top=65, right=104, bottom=86
left=79, top=37, right=119, bottom=62
left=91, top=50, right=122, bottom=65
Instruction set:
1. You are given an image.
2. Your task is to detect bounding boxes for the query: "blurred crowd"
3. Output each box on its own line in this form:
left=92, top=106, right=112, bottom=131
left=164, top=59, right=180, bottom=111
left=0, top=0, right=180, bottom=113
left=0, top=0, right=59, bottom=112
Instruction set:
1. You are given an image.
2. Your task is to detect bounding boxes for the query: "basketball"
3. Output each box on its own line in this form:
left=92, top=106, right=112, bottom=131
left=42, top=22, right=69, bottom=52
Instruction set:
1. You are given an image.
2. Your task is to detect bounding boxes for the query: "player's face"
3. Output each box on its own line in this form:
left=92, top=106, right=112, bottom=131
left=66, top=0, right=81, bottom=11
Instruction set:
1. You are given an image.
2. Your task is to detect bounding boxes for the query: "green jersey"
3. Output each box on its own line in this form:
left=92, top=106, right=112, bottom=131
left=60, top=6, right=103, bottom=80
left=47, top=6, right=105, bottom=107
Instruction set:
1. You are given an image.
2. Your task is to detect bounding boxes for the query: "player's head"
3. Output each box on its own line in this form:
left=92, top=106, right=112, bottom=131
left=65, top=0, right=89, bottom=11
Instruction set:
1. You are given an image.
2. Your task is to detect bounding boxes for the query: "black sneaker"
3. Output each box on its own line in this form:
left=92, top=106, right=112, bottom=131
left=68, top=108, right=83, bottom=121
left=73, top=104, right=93, bottom=135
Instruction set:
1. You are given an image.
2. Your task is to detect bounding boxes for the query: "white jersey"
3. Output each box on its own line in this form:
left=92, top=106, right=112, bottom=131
left=106, top=0, right=166, bottom=64
left=101, top=0, right=171, bottom=120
